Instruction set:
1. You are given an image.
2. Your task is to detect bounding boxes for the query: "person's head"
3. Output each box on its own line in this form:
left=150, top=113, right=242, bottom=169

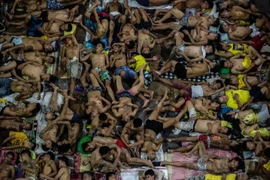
left=220, top=8, right=230, bottom=18
left=58, top=156, right=69, bottom=167
left=20, top=122, right=32, bottom=130
left=44, top=151, right=55, bottom=161
left=202, top=0, right=214, bottom=9
left=60, top=23, right=73, bottom=32
left=44, top=56, right=55, bottom=64
left=229, top=157, right=244, bottom=171
left=204, top=44, right=215, bottom=55
left=243, top=140, right=256, bottom=151
left=44, top=43, right=54, bottom=53
left=218, top=126, right=230, bottom=134
left=83, top=172, right=94, bottom=180
left=209, top=102, right=220, bottom=111
left=210, top=63, right=220, bottom=73
left=220, top=60, right=233, bottom=68
left=144, top=169, right=155, bottom=180
left=57, top=141, right=71, bottom=153
left=45, top=112, right=56, bottom=120
left=4, top=152, right=15, bottom=164
left=21, top=150, right=31, bottom=162
left=99, top=146, right=110, bottom=158
left=99, top=113, right=108, bottom=121
left=106, top=172, right=116, bottom=180
left=237, top=173, right=249, bottom=180
left=229, top=140, right=239, bottom=147
left=147, top=149, right=156, bottom=161
left=219, top=23, right=230, bottom=33
left=212, top=79, right=224, bottom=90
left=95, top=42, right=105, bottom=53
left=133, top=118, right=143, bottom=128
left=217, top=42, right=230, bottom=51
left=207, top=32, right=218, bottom=40
left=125, top=40, right=135, bottom=49
left=113, top=44, right=121, bottom=53
left=42, top=140, right=55, bottom=151
left=82, top=141, right=96, bottom=152
left=218, top=1, right=228, bottom=10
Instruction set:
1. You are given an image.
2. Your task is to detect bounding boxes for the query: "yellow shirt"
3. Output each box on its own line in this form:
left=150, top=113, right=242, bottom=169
left=242, top=112, right=259, bottom=125
left=263, top=160, right=270, bottom=171
left=242, top=56, right=252, bottom=69
left=205, top=174, right=236, bottom=180
left=242, top=128, right=270, bottom=139
left=9, top=132, right=29, bottom=146
left=228, top=44, right=248, bottom=55
left=225, top=90, right=250, bottom=109
left=237, top=75, right=246, bottom=89
left=132, top=55, right=150, bottom=72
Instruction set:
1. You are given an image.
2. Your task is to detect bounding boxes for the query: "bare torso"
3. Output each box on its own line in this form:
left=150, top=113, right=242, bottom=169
left=184, top=46, right=203, bottom=58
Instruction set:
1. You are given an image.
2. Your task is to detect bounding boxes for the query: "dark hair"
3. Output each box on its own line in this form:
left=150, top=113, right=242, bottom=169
left=21, top=150, right=31, bottom=157
left=219, top=8, right=228, bottom=18
left=97, top=42, right=105, bottom=49
left=241, top=140, right=255, bottom=151
left=145, top=169, right=155, bottom=176
left=58, top=143, right=71, bottom=153
left=231, top=157, right=245, bottom=171
left=49, top=75, right=58, bottom=83
left=32, top=103, right=41, bottom=115
left=99, top=146, right=110, bottom=156
left=102, top=122, right=111, bottom=128
left=46, top=151, right=55, bottom=160
left=264, top=147, right=270, bottom=159
left=133, top=118, right=142, bottom=128
left=67, top=24, right=73, bottom=32
left=211, top=64, right=220, bottom=73
left=220, top=60, right=225, bottom=68
left=126, top=41, right=135, bottom=49
left=224, top=78, right=232, bottom=86
left=217, top=43, right=225, bottom=51
left=82, top=142, right=89, bottom=152
left=141, top=52, right=151, bottom=59
left=24, top=122, right=33, bottom=130
left=42, top=143, right=51, bottom=151
left=99, top=113, right=107, bottom=121
left=215, top=79, right=224, bottom=88
left=205, top=0, right=214, bottom=9
left=31, top=142, right=37, bottom=151
left=6, top=151, right=15, bottom=159
left=106, top=172, right=115, bottom=180
left=205, top=44, right=215, bottom=55
left=225, top=127, right=232, bottom=135
left=92, top=38, right=101, bottom=46
left=219, top=24, right=227, bottom=33
left=58, top=156, right=69, bottom=165
left=130, top=51, right=139, bottom=57
left=48, top=56, right=56, bottom=64
left=211, top=18, right=220, bottom=27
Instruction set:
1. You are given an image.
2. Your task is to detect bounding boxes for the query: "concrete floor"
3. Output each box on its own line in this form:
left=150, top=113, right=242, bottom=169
left=256, top=0, right=270, bottom=14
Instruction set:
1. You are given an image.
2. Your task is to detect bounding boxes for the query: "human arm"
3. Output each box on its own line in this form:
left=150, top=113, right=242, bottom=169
left=1, top=135, right=16, bottom=146
left=215, top=50, right=233, bottom=58
left=39, top=122, right=56, bottom=139
left=100, top=97, right=112, bottom=113
left=80, top=51, right=92, bottom=62
left=242, top=124, right=259, bottom=136
left=233, top=93, right=243, bottom=109
left=105, top=54, right=110, bottom=69
left=111, top=104, right=122, bottom=118
left=21, top=161, right=37, bottom=174
left=204, top=87, right=225, bottom=96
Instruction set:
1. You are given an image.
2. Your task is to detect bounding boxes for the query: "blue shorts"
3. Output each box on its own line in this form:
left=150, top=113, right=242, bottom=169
left=26, top=15, right=44, bottom=37
left=70, top=113, right=82, bottom=124
left=46, top=0, right=64, bottom=10
left=115, top=66, right=137, bottom=79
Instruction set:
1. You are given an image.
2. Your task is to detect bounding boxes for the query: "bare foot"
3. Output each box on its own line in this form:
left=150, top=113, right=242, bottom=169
left=168, top=149, right=174, bottom=153
left=112, top=101, right=118, bottom=105
left=153, top=9, right=160, bottom=21
left=143, top=107, right=154, bottom=112
left=73, top=14, right=83, bottom=23
left=142, top=99, right=150, bottom=108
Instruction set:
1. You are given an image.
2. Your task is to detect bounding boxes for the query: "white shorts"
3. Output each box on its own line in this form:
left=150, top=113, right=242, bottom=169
left=189, top=108, right=197, bottom=118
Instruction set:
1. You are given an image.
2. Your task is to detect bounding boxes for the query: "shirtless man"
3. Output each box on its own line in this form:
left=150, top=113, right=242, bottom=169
left=167, top=133, right=236, bottom=153
left=47, top=156, right=70, bottom=180
left=0, top=102, right=41, bottom=117
left=0, top=152, right=15, bottom=180
left=60, top=34, right=82, bottom=99
left=137, top=29, right=158, bottom=56
left=111, top=66, right=146, bottom=122
left=81, top=43, right=117, bottom=104
left=117, top=23, right=137, bottom=43
left=37, top=152, right=57, bottom=180
left=110, top=43, right=137, bottom=80
left=83, top=136, right=154, bottom=171
left=220, top=5, right=258, bottom=21
left=19, top=150, right=38, bottom=180
left=225, top=74, right=263, bottom=90
left=161, top=142, right=243, bottom=174
left=83, top=2, right=109, bottom=42
left=9, top=80, right=37, bottom=101
left=219, top=23, right=253, bottom=41
left=91, top=113, right=117, bottom=133
left=120, top=118, right=144, bottom=152
left=221, top=52, right=265, bottom=74
left=155, top=58, right=218, bottom=79
left=0, top=120, right=32, bottom=131
left=0, top=35, right=58, bottom=53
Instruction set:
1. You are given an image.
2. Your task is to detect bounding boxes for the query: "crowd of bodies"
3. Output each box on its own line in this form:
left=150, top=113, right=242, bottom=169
left=1, top=0, right=270, bottom=179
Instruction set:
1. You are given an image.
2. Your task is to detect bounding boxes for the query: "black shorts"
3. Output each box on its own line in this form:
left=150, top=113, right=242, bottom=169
left=145, top=120, right=163, bottom=135
left=0, top=130, right=10, bottom=145
left=136, top=0, right=149, bottom=7
left=174, top=63, right=187, bottom=79
left=250, top=86, right=264, bottom=102
left=135, top=20, right=152, bottom=30
left=40, top=11, right=48, bottom=22
left=180, top=26, right=193, bottom=42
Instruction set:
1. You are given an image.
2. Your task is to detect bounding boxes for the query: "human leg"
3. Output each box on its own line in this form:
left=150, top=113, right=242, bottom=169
left=0, top=61, right=16, bottom=72
left=49, top=83, right=60, bottom=113
left=105, top=80, right=117, bottom=104
left=108, top=20, right=115, bottom=48
left=130, top=65, right=145, bottom=95
left=168, top=144, right=195, bottom=153
left=123, top=149, right=154, bottom=168
left=155, top=8, right=184, bottom=24
left=155, top=60, right=177, bottom=75
left=148, top=89, right=168, bottom=120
